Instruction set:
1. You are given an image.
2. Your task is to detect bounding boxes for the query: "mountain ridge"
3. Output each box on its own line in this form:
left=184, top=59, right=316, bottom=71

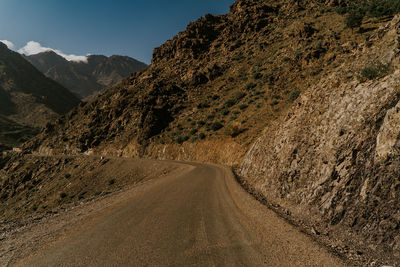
left=25, top=51, right=148, bottom=99
left=0, top=43, right=80, bottom=146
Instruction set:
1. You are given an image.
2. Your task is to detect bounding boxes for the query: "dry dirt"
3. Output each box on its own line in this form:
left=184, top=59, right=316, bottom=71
left=2, top=158, right=346, bottom=266
left=0, top=157, right=184, bottom=266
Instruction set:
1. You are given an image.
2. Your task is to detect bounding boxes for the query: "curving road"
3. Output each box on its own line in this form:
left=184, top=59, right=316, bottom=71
left=17, top=161, right=344, bottom=266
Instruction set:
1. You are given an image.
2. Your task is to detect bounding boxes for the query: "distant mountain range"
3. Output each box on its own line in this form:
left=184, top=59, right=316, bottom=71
left=25, top=51, right=148, bottom=99
left=0, top=42, right=80, bottom=146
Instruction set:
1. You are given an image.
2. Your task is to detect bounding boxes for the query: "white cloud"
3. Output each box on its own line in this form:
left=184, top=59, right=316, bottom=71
left=0, top=40, right=15, bottom=50
left=18, top=41, right=88, bottom=63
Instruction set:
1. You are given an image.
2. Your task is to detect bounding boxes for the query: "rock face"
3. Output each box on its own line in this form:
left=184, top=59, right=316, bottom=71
left=240, top=15, right=400, bottom=263
left=25, top=52, right=148, bottom=99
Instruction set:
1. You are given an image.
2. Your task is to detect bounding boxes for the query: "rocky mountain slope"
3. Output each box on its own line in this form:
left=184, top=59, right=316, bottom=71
left=25, top=52, right=148, bottom=99
left=240, top=12, right=400, bottom=265
left=27, top=0, right=360, bottom=163
left=8, top=0, right=400, bottom=264
left=0, top=43, right=80, bottom=146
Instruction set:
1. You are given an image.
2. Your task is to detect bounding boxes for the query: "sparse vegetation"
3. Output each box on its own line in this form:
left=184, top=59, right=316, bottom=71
left=221, top=110, right=230, bottom=116
left=239, top=104, right=248, bottom=110
left=211, top=122, right=223, bottom=131
left=245, top=82, right=256, bottom=90
left=360, top=62, right=390, bottom=80
left=78, top=191, right=87, bottom=200
left=225, top=122, right=244, bottom=137
left=270, top=100, right=279, bottom=106
left=345, top=8, right=365, bottom=30
left=289, top=90, right=301, bottom=102
left=177, top=135, right=190, bottom=144
left=340, top=0, right=400, bottom=30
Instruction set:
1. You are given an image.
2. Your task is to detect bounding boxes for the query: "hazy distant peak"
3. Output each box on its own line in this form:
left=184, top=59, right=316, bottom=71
left=18, top=41, right=88, bottom=63
left=26, top=51, right=148, bottom=98
left=0, top=40, right=15, bottom=50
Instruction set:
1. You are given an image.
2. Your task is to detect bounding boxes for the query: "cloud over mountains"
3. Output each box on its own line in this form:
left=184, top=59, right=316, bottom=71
left=0, top=40, right=88, bottom=63
left=0, top=40, right=15, bottom=50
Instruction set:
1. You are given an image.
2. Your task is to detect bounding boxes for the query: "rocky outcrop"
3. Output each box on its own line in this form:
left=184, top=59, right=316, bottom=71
left=240, top=15, right=400, bottom=264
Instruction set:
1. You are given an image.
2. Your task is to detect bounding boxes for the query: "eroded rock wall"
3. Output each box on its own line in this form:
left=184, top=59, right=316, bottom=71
left=240, top=15, right=400, bottom=261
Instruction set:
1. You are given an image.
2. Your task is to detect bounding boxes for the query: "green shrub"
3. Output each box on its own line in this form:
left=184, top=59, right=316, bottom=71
left=239, top=104, right=248, bottom=110
left=222, top=110, right=230, bottom=116
left=199, top=132, right=206, bottom=139
left=345, top=9, right=364, bottom=29
left=78, top=191, right=87, bottom=200
left=224, top=99, right=236, bottom=107
left=197, top=103, right=210, bottom=109
left=64, top=173, right=71, bottom=179
left=60, top=192, right=67, bottom=199
left=108, top=179, right=115, bottom=185
left=289, top=90, right=301, bottom=102
left=245, top=82, right=257, bottom=90
left=360, top=62, right=390, bottom=80
left=197, top=121, right=206, bottom=126
left=367, top=0, right=400, bottom=17
left=225, top=122, right=244, bottom=137
left=272, top=95, right=281, bottom=99
left=233, top=91, right=246, bottom=100
left=190, top=129, right=198, bottom=135
left=340, top=0, right=400, bottom=30
left=211, top=122, right=223, bottom=131
left=177, top=136, right=190, bottom=144
left=270, top=100, right=279, bottom=106
left=253, top=72, right=262, bottom=79
left=294, top=49, right=303, bottom=59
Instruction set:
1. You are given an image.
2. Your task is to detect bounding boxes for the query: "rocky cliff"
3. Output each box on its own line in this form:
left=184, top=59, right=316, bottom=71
left=240, top=14, right=400, bottom=264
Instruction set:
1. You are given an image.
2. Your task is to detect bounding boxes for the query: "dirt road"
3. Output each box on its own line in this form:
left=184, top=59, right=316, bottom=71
left=16, top=161, right=344, bottom=266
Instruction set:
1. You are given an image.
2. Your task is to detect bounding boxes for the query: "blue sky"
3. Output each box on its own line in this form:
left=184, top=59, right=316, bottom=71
left=0, top=0, right=234, bottom=63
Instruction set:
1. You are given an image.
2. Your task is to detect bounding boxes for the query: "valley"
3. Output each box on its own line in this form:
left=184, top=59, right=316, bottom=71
left=2, top=0, right=400, bottom=265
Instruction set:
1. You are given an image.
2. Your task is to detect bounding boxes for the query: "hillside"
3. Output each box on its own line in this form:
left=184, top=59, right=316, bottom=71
left=27, top=0, right=392, bottom=162
left=0, top=43, right=80, bottom=146
left=11, top=0, right=400, bottom=264
left=25, top=52, right=148, bottom=99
